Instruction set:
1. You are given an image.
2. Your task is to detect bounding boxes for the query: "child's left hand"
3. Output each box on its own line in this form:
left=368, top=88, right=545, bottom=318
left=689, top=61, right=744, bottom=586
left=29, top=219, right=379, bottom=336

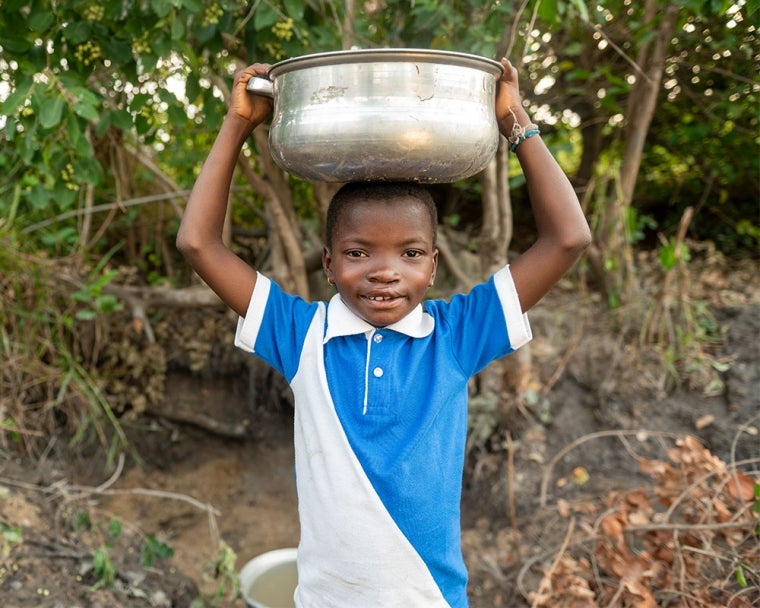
left=495, top=58, right=530, bottom=133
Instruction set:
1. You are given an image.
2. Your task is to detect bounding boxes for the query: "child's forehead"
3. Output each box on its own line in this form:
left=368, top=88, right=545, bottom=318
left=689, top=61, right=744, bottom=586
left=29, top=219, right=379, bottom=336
left=340, top=195, right=428, bottom=219
left=336, top=197, right=433, bottom=230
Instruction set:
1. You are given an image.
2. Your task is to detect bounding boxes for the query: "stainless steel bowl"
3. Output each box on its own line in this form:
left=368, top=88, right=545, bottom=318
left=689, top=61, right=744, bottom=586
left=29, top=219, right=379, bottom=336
left=247, top=49, right=504, bottom=183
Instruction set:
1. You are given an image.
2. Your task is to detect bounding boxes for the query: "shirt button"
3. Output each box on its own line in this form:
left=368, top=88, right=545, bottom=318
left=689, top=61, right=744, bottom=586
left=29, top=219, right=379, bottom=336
left=373, top=367, right=384, bottom=378
left=373, top=333, right=383, bottom=343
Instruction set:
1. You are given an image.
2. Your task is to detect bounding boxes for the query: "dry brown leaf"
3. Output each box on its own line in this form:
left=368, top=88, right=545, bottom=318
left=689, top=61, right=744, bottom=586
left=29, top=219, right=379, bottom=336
left=600, top=514, right=624, bottom=541
left=725, top=470, right=757, bottom=502
left=712, top=497, right=732, bottom=522
left=557, top=498, right=571, bottom=518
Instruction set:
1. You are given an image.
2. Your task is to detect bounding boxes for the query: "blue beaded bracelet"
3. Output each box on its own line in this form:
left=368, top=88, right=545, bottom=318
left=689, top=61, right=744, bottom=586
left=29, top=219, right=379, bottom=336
left=509, top=127, right=541, bottom=153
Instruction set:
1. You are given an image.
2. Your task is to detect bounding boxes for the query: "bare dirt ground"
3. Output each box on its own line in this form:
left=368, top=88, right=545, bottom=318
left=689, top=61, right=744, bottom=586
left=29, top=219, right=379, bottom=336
left=1, top=252, right=758, bottom=607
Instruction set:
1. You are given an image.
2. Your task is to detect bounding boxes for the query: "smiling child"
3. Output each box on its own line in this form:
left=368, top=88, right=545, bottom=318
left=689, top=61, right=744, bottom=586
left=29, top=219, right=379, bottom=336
left=177, top=58, right=590, bottom=607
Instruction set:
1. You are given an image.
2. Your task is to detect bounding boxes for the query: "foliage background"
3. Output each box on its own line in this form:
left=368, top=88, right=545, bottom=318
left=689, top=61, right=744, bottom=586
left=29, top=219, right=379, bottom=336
left=0, top=1, right=758, bottom=605
left=0, top=0, right=758, bottom=467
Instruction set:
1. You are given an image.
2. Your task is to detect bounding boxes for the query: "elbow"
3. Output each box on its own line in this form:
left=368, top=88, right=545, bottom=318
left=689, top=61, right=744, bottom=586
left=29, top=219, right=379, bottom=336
left=175, top=229, right=191, bottom=259
left=175, top=225, right=202, bottom=263
left=574, top=224, right=593, bottom=255
left=558, top=223, right=592, bottom=262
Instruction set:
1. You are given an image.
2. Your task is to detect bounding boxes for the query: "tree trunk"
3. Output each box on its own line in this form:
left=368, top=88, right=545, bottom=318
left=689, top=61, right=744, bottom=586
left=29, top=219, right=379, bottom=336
left=594, top=1, right=679, bottom=306
left=620, top=2, right=679, bottom=204
left=234, top=131, right=310, bottom=298
left=476, top=138, right=533, bottom=433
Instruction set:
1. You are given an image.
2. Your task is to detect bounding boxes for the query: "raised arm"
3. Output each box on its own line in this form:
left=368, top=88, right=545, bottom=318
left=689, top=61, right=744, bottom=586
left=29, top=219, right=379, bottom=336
left=176, top=64, right=273, bottom=317
left=495, top=59, right=592, bottom=312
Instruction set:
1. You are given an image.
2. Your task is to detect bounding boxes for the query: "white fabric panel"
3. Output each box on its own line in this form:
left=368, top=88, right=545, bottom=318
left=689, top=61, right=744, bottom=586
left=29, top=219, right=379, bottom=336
left=291, top=306, right=449, bottom=608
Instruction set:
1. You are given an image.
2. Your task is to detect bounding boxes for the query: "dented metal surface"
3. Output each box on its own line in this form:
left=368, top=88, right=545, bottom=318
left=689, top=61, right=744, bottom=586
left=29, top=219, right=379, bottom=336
left=247, top=49, right=504, bottom=183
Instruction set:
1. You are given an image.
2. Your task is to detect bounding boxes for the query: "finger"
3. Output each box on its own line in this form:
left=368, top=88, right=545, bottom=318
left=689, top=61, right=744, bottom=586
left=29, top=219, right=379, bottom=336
left=499, top=57, right=518, bottom=82
left=235, top=63, right=271, bottom=85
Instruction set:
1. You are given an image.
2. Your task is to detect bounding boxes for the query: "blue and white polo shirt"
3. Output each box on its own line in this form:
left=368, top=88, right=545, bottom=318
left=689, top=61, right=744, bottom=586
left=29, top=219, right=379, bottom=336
left=235, top=266, right=531, bottom=607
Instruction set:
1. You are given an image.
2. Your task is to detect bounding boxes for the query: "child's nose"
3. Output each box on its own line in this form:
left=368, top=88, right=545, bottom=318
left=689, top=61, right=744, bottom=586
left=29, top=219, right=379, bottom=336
left=367, top=258, right=400, bottom=282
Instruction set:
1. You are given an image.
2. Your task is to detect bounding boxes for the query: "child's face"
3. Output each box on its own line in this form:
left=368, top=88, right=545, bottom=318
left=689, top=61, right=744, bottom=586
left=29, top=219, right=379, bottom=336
left=323, top=196, right=438, bottom=328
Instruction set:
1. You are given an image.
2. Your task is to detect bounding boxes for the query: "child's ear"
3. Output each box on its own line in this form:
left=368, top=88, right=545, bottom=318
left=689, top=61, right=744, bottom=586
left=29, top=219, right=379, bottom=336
left=323, top=246, right=334, bottom=283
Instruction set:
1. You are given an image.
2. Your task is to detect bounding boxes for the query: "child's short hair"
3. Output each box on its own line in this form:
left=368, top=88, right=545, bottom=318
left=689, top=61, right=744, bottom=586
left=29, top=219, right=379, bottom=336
left=325, top=181, right=438, bottom=249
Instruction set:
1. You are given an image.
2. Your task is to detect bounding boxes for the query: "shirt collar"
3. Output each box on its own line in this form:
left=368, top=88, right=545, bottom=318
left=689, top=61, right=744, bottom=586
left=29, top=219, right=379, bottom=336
left=323, top=293, right=435, bottom=343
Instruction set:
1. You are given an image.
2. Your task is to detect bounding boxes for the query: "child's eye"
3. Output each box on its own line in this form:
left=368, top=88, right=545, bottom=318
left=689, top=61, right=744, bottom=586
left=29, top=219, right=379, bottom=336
left=405, top=249, right=424, bottom=258
left=346, top=250, right=366, bottom=258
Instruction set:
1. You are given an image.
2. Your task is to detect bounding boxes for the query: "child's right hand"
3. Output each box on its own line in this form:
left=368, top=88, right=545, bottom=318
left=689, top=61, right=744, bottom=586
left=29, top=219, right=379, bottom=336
left=229, top=63, right=273, bottom=130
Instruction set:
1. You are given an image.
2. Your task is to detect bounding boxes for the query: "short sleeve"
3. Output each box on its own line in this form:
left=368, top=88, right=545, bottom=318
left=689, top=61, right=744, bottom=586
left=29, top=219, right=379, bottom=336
left=234, top=273, right=321, bottom=381
left=425, top=265, right=531, bottom=377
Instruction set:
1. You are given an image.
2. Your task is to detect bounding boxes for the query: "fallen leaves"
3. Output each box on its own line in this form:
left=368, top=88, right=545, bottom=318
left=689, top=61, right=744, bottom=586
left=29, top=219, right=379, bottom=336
left=527, top=434, right=759, bottom=607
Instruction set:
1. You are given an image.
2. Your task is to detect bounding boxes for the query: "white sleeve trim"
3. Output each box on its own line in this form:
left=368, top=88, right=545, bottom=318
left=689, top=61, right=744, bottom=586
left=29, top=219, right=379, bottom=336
left=234, top=273, right=271, bottom=353
left=493, top=265, right=533, bottom=350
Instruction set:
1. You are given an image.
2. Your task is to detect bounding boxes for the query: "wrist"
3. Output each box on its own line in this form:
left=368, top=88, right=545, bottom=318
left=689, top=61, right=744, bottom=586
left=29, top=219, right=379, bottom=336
left=498, top=106, right=541, bottom=153
left=498, top=106, right=532, bottom=136
left=222, top=113, right=257, bottom=144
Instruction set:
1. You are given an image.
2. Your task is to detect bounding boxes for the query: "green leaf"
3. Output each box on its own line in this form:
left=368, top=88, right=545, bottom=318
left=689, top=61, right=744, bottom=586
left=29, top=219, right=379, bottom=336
left=568, top=0, right=589, bottom=22
left=75, top=309, right=98, bottom=321
left=111, top=109, right=134, bottom=130
left=185, top=73, right=200, bottom=101
left=95, top=294, right=121, bottom=313
left=92, top=546, right=116, bottom=587
left=66, top=112, right=87, bottom=152
left=736, top=564, right=747, bottom=588
left=28, top=11, right=55, bottom=32
left=1, top=87, right=30, bottom=115
left=141, top=535, right=174, bottom=567
left=139, top=53, right=159, bottom=73
left=283, top=0, right=305, bottom=19
left=171, top=17, right=185, bottom=40
left=167, top=104, right=187, bottom=125
left=73, top=100, right=100, bottom=121
left=253, top=3, right=278, bottom=30
left=107, top=519, right=122, bottom=539
left=537, top=0, right=559, bottom=24
left=73, top=155, right=103, bottom=185
left=151, top=0, right=174, bottom=18
left=64, top=21, right=92, bottom=44
left=38, top=96, right=66, bottom=129
left=105, top=39, right=134, bottom=64
left=1, top=36, right=32, bottom=54
left=130, top=93, right=151, bottom=112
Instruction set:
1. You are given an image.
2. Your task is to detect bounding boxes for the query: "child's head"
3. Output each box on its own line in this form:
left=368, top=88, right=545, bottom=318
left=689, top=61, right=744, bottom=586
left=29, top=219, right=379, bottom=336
left=325, top=182, right=437, bottom=249
left=323, top=182, right=439, bottom=328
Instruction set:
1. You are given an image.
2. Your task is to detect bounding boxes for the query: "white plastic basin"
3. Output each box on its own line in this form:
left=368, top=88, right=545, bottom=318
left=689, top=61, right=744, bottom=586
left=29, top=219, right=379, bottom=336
left=239, top=548, right=298, bottom=608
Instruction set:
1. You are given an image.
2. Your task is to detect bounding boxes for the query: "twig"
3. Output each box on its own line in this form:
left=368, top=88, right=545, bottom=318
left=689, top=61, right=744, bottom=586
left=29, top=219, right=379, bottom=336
left=20, top=190, right=193, bottom=234
left=539, top=429, right=681, bottom=507
left=623, top=519, right=758, bottom=533
left=66, top=485, right=221, bottom=517
left=498, top=0, right=531, bottom=60
left=506, top=432, right=520, bottom=560
left=529, top=516, right=576, bottom=608
left=540, top=315, right=585, bottom=397
left=587, top=22, right=651, bottom=84
left=93, top=452, right=125, bottom=493
left=0, top=461, right=221, bottom=518
left=516, top=533, right=597, bottom=599
left=436, top=229, right=477, bottom=291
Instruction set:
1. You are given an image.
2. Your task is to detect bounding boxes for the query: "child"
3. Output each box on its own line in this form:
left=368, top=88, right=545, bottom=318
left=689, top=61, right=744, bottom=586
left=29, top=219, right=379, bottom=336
left=177, top=58, right=590, bottom=607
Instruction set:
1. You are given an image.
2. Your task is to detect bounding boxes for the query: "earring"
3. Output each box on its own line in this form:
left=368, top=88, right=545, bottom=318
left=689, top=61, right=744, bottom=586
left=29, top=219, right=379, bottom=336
left=327, top=276, right=334, bottom=286
left=428, top=276, right=435, bottom=287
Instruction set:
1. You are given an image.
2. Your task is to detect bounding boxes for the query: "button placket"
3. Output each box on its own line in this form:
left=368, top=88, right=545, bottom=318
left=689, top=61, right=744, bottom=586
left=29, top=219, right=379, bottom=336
left=363, top=330, right=391, bottom=416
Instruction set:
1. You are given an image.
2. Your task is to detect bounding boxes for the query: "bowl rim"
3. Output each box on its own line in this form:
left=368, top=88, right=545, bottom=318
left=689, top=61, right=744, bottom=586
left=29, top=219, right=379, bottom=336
left=268, top=48, right=504, bottom=78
